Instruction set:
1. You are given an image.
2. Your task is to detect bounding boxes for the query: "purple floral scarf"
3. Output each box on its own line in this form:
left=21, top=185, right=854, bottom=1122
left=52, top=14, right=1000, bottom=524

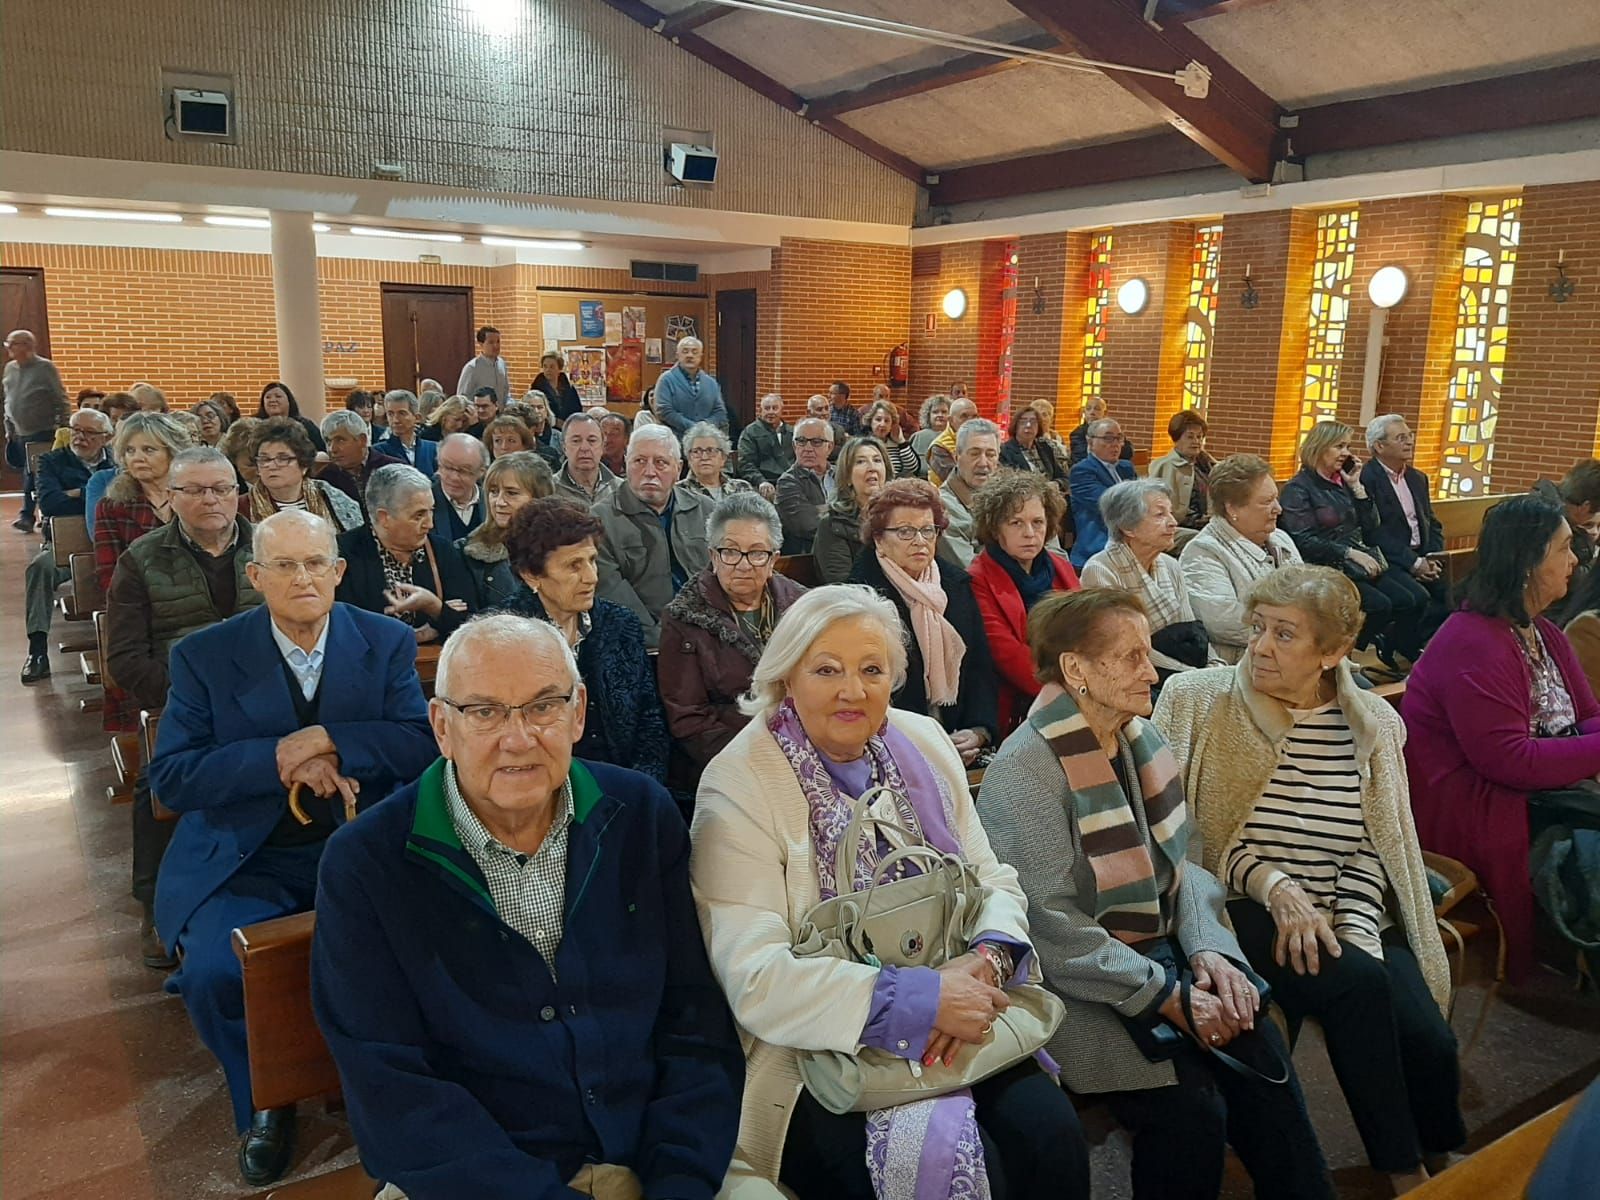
left=768, top=700, right=991, bottom=1200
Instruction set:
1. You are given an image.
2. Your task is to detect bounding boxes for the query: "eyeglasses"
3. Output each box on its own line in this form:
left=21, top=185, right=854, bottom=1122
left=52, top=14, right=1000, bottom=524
left=714, top=546, right=775, bottom=568
left=170, top=483, right=242, bottom=499
left=884, top=525, right=939, bottom=543
left=438, top=463, right=482, bottom=477
left=70, top=426, right=109, bottom=437
left=437, top=693, right=574, bottom=734
left=256, top=454, right=299, bottom=468
left=255, top=556, right=339, bottom=578
left=1090, top=434, right=1122, bottom=443
left=794, top=436, right=830, bottom=448
left=687, top=446, right=724, bottom=457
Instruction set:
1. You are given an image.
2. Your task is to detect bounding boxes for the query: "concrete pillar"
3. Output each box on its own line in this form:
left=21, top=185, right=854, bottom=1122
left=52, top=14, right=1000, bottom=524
left=269, top=212, right=324, bottom=421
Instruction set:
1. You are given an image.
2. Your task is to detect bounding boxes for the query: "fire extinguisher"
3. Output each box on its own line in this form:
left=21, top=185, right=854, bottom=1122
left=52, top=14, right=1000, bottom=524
left=887, top=341, right=909, bottom=389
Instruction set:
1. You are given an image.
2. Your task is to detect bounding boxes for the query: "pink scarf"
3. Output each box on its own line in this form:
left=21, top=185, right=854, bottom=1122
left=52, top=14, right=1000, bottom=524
left=875, top=550, right=965, bottom=708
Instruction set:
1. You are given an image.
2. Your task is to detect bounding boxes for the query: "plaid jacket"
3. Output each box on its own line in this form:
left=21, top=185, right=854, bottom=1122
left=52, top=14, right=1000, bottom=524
left=94, top=493, right=166, bottom=732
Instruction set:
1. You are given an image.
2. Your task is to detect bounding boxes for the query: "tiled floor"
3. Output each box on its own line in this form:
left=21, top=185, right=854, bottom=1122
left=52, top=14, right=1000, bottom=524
left=0, top=492, right=1595, bottom=1199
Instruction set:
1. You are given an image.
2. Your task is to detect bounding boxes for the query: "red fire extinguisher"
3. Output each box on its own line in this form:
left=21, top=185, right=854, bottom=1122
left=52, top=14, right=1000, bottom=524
left=887, top=342, right=909, bottom=389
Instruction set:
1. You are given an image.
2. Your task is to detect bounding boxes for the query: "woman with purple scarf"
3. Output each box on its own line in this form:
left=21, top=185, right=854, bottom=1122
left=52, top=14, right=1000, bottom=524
left=691, top=585, right=1089, bottom=1200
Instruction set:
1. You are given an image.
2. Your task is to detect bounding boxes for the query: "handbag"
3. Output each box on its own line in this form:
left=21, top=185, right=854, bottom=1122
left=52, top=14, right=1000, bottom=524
left=792, top=785, right=1065, bottom=1114
left=1340, top=541, right=1390, bottom=582
left=1150, top=619, right=1209, bottom=668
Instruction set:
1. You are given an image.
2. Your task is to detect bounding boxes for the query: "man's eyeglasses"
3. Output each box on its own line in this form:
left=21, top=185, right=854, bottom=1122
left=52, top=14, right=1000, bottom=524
left=884, top=525, right=939, bottom=543
left=713, top=547, right=775, bottom=568
left=170, top=483, right=241, bottom=499
left=69, top=426, right=109, bottom=438
left=255, top=556, right=339, bottom=578
left=437, top=693, right=574, bottom=734
left=1090, top=434, right=1122, bottom=443
left=256, top=454, right=299, bottom=468
left=794, top=436, right=830, bottom=448
left=438, top=463, right=482, bottom=477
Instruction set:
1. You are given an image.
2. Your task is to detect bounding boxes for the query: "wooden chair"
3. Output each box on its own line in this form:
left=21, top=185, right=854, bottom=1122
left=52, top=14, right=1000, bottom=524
left=1424, top=850, right=1506, bottom=1059
left=1409, top=1095, right=1578, bottom=1200
left=232, top=912, right=379, bottom=1200
left=414, top=644, right=441, bottom=700
left=59, top=552, right=102, bottom=621
left=1433, top=492, right=1519, bottom=585
left=50, top=515, right=91, bottom=567
left=1370, top=680, right=1406, bottom=713
left=140, top=710, right=177, bottom=821
left=774, top=554, right=820, bottom=589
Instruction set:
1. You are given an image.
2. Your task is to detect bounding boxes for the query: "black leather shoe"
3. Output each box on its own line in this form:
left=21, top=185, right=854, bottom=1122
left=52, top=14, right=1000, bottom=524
left=140, top=914, right=176, bottom=970
left=20, top=654, right=49, bottom=684
left=12, top=515, right=35, bottom=533
left=238, top=1106, right=296, bottom=1186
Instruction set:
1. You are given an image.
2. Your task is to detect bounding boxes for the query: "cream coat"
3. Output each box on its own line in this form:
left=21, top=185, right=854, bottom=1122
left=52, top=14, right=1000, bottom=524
left=691, top=708, right=1034, bottom=1194
left=1153, top=661, right=1451, bottom=1012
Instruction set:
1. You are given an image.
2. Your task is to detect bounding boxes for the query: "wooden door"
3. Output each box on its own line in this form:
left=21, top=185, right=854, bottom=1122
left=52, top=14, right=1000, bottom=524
left=380, top=285, right=474, bottom=393
left=715, top=288, right=758, bottom=430
left=1, top=268, right=52, bottom=357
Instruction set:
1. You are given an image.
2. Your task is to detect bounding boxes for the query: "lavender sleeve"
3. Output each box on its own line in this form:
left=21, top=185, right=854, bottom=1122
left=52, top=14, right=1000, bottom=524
left=972, top=931, right=1035, bottom=986
left=858, top=966, right=941, bottom=1059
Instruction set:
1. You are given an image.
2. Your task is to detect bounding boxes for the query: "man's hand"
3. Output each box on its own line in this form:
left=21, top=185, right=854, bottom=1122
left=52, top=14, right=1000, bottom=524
left=758, top=482, right=777, bottom=503
left=276, top=725, right=336, bottom=787
left=288, top=753, right=359, bottom=813
left=1411, top=556, right=1442, bottom=582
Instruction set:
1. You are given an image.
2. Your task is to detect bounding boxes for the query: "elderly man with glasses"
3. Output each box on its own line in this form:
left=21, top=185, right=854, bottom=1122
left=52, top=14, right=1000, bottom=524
left=20, top=406, right=116, bottom=683
left=1068, top=417, right=1137, bottom=568
left=149, top=508, right=436, bottom=1186
left=432, top=432, right=489, bottom=541
left=310, top=613, right=744, bottom=1200
left=774, top=416, right=835, bottom=554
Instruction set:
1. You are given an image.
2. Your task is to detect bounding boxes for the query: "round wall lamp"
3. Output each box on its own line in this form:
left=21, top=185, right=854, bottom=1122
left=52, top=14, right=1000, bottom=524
left=941, top=287, right=968, bottom=319
left=1368, top=265, right=1409, bottom=309
left=1116, top=277, right=1149, bottom=315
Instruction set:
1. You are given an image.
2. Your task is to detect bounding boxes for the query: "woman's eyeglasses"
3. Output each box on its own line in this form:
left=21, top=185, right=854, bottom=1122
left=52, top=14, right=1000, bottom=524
left=713, top=547, right=775, bottom=568
left=884, top=525, right=939, bottom=543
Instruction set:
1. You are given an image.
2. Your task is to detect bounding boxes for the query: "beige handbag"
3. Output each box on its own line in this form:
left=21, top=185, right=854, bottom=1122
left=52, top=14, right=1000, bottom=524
left=792, top=787, right=1064, bottom=1114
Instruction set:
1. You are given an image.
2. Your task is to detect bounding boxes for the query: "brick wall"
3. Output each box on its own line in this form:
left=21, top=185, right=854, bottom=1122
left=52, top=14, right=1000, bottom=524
left=1102, top=221, right=1193, bottom=456
left=909, top=242, right=984, bottom=410
left=1053, top=232, right=1094, bottom=434
left=1011, top=234, right=1067, bottom=417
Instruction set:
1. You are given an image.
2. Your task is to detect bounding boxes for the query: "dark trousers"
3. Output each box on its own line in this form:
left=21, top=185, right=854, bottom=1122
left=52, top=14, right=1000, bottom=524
left=130, top=770, right=176, bottom=910
left=1353, top=568, right=1429, bottom=657
left=1099, top=1016, right=1333, bottom=1200
left=166, top=842, right=324, bottom=1132
left=779, top=1060, right=1091, bottom=1200
left=18, top=430, right=54, bottom=520
left=1229, top=899, right=1465, bottom=1172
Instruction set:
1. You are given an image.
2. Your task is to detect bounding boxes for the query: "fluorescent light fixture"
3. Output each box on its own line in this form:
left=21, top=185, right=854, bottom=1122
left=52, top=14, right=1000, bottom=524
left=1116, top=277, right=1149, bottom=315
left=44, top=206, right=182, bottom=223
left=313, top=224, right=331, bottom=233
left=481, top=236, right=586, bottom=251
left=348, top=226, right=463, bottom=243
left=941, top=288, right=968, bottom=320
left=0, top=204, right=17, bottom=215
left=203, top=215, right=271, bottom=229
left=1368, top=264, right=1409, bottom=309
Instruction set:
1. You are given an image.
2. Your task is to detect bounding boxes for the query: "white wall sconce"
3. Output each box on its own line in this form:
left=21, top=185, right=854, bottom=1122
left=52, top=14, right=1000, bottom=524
left=1367, top=264, right=1409, bottom=309
left=1116, top=278, right=1149, bottom=315
left=941, top=288, right=968, bottom=319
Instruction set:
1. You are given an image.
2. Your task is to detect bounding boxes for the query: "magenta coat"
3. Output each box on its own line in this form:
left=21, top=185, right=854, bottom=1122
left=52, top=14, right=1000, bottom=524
left=1402, top=609, right=1600, bottom=977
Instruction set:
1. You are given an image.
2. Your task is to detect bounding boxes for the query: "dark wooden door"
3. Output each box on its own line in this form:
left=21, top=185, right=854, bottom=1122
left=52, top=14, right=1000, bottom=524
left=380, top=285, right=474, bottom=393
left=715, top=288, right=758, bottom=430
left=1, top=268, right=52, bottom=357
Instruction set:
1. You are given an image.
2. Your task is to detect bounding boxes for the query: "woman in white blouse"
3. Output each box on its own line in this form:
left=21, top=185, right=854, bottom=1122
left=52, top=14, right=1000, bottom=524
left=1154, top=564, right=1460, bottom=1195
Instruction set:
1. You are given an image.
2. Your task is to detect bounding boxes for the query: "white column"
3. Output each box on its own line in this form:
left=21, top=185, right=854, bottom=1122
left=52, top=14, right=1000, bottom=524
left=1358, top=306, right=1388, bottom=428
left=269, top=211, right=325, bottom=422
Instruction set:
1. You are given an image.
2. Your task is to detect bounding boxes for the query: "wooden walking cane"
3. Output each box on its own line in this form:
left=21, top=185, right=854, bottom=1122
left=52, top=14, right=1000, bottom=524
left=287, top=780, right=359, bottom=826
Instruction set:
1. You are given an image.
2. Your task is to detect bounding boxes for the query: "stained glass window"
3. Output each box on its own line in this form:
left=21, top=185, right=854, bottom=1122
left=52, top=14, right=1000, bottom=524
left=1081, top=233, right=1113, bottom=407
left=1181, top=223, right=1224, bottom=414
left=1300, top=207, right=1360, bottom=436
left=1437, top=197, right=1522, bottom=498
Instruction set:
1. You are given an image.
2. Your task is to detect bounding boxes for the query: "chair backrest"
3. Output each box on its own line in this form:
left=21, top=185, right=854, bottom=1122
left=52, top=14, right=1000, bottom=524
left=415, top=643, right=441, bottom=700
left=25, top=439, right=51, bottom=477
left=231, top=911, right=340, bottom=1111
left=1370, top=680, right=1406, bottom=713
left=1435, top=492, right=1518, bottom=548
left=774, top=554, right=820, bottom=589
left=94, top=609, right=117, bottom=691
left=51, top=516, right=91, bottom=567
left=68, top=552, right=104, bottom=617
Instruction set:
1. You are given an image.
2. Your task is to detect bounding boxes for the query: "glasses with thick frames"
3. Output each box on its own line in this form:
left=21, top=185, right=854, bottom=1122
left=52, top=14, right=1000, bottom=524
left=436, top=693, right=576, bottom=734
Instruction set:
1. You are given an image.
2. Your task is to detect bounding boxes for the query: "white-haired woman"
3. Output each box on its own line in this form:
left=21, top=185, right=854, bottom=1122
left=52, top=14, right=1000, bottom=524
left=691, top=585, right=1090, bottom=1200
left=1081, top=479, right=1213, bottom=677
left=680, top=420, right=753, bottom=502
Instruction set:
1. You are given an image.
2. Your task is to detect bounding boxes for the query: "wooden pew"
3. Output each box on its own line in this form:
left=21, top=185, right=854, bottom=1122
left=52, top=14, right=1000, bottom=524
left=233, top=912, right=378, bottom=1200
left=414, top=643, right=440, bottom=700
left=141, top=710, right=177, bottom=821
left=1433, top=492, right=1518, bottom=585
left=775, top=554, right=820, bottom=589
left=1410, top=1095, right=1578, bottom=1200
left=50, top=515, right=91, bottom=567
left=59, top=552, right=102, bottom=621
left=1370, top=680, right=1406, bottom=713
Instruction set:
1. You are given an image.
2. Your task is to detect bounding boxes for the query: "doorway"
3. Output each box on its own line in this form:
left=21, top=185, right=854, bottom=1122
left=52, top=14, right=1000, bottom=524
left=1, top=268, right=52, bottom=357
left=716, top=288, right=758, bottom=431
left=380, top=285, right=474, bottom=394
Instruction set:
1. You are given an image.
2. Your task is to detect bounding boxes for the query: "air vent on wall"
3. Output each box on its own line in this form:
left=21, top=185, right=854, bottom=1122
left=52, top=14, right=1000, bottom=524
left=631, top=260, right=699, bottom=283
left=912, top=247, right=943, bottom=278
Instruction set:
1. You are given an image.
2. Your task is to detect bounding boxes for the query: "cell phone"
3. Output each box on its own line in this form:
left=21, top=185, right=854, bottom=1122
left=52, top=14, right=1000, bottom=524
left=1340, top=455, right=1357, bottom=472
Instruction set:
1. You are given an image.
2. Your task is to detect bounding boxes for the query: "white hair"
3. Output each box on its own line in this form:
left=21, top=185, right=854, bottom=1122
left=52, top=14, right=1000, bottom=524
left=795, top=416, right=834, bottom=442
left=440, top=430, right=490, bottom=467
left=956, top=418, right=1001, bottom=454
left=1365, top=413, right=1407, bottom=450
left=1100, top=478, right=1173, bottom=541
left=249, top=508, right=338, bottom=561
left=365, top=462, right=432, bottom=516
left=676, top=336, right=703, bottom=352
left=71, top=408, right=113, bottom=434
left=628, top=423, right=681, bottom=460
left=739, top=584, right=908, bottom=717
left=321, top=409, right=369, bottom=440
left=682, top=420, right=731, bottom=456
left=434, top=612, right=580, bottom=700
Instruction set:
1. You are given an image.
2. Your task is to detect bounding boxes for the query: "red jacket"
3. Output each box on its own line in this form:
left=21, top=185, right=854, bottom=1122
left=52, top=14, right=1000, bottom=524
left=968, top=549, right=1079, bottom=736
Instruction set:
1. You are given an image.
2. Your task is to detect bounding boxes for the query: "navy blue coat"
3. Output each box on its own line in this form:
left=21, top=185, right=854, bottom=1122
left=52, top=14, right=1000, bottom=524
left=1069, top=454, right=1137, bottom=567
left=150, top=603, right=437, bottom=944
left=37, top=446, right=114, bottom=518
left=372, top=434, right=438, bottom=476
left=310, top=758, right=743, bottom=1200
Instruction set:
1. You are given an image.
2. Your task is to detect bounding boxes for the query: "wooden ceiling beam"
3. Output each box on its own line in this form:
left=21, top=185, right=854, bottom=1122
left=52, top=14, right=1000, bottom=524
left=927, top=131, right=1216, bottom=208
left=804, top=33, right=1065, bottom=120
left=659, top=2, right=733, bottom=37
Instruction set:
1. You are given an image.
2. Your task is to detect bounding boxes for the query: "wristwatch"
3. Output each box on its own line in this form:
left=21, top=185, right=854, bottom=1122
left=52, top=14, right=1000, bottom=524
left=973, top=942, right=1013, bottom=986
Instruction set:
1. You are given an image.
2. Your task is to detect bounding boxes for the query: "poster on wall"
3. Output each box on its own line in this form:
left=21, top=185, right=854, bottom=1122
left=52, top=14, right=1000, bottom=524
left=665, top=314, right=697, bottom=359
left=606, top=343, right=644, bottom=404
left=579, top=301, right=605, bottom=339
left=542, top=312, right=576, bottom=342
left=604, top=311, right=623, bottom=346
left=564, top=347, right=607, bottom=404
left=644, top=337, right=663, bottom=364
left=622, top=305, right=647, bottom=341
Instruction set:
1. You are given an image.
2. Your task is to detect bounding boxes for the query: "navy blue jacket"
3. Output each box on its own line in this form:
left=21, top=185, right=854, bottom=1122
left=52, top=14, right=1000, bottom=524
left=1069, top=454, right=1136, bottom=567
left=431, top=477, right=486, bottom=543
left=1358, top=459, right=1444, bottom=572
left=37, top=446, right=113, bottom=518
left=151, top=603, right=437, bottom=944
left=310, top=758, right=743, bottom=1200
left=372, top=433, right=438, bottom=476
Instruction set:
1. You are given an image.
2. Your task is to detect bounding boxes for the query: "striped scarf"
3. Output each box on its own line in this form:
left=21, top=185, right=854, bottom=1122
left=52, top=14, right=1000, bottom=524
left=1029, top=689, right=1189, bottom=943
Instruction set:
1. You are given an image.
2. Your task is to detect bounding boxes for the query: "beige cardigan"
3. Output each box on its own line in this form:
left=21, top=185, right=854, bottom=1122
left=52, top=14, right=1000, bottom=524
left=1152, top=661, right=1451, bottom=1011
left=690, top=708, right=1034, bottom=1194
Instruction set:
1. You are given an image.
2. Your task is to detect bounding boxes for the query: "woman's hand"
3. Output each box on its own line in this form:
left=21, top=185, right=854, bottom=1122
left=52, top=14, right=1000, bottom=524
left=1268, top=880, right=1342, bottom=975
left=384, top=582, right=444, bottom=619
left=1346, top=548, right=1382, bottom=579
left=950, top=728, right=985, bottom=765
left=1190, top=951, right=1259, bottom=1030
left=1338, top=453, right=1363, bottom=486
left=927, top=963, right=1009, bottom=1064
left=758, top=482, right=777, bottom=503
left=1161, top=984, right=1241, bottom=1047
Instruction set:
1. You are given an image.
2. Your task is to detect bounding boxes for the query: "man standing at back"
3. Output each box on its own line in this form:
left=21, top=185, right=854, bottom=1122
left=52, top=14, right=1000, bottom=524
left=4, top=329, right=70, bottom=533
left=457, top=326, right=509, bottom=409
left=150, top=509, right=436, bottom=1186
left=653, top=337, right=727, bottom=435
left=1069, top=417, right=1137, bottom=568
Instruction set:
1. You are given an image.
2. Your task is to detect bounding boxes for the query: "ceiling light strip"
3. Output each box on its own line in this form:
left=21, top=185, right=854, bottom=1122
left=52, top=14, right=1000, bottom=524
left=43, top=206, right=184, bottom=223
left=348, top=226, right=464, bottom=243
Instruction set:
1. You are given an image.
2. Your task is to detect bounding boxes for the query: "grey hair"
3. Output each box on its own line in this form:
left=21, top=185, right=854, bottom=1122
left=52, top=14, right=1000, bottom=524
left=563, top=411, right=599, bottom=436
left=1100, top=478, right=1174, bottom=540
left=795, top=416, right=835, bottom=442
left=682, top=420, right=731, bottom=456
left=628, top=423, right=680, bottom=460
left=168, top=446, right=233, bottom=475
left=708, top=490, right=783, bottom=549
left=739, top=584, right=908, bottom=717
left=949, top=397, right=979, bottom=419
left=956, top=417, right=1002, bottom=454
left=440, top=431, right=490, bottom=467
left=759, top=391, right=784, bottom=410
left=321, top=409, right=369, bottom=441
left=71, top=408, right=113, bottom=434
left=113, top=411, right=192, bottom=463
left=434, top=612, right=581, bottom=701
left=919, top=393, right=952, bottom=427
left=382, top=389, right=420, bottom=414
left=249, top=508, right=338, bottom=562
left=365, top=462, right=433, bottom=517
left=1365, top=413, right=1407, bottom=450
left=1087, top=417, right=1120, bottom=440
left=676, top=336, right=703, bottom=352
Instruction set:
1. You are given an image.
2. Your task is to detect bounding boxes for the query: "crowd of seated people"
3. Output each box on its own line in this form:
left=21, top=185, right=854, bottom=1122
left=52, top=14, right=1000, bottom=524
left=22, top=361, right=1600, bottom=1200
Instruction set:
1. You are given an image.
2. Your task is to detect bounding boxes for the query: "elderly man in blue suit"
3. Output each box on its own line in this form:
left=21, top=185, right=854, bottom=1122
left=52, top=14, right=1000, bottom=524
left=1069, top=416, right=1137, bottom=568
left=151, top=509, right=437, bottom=1187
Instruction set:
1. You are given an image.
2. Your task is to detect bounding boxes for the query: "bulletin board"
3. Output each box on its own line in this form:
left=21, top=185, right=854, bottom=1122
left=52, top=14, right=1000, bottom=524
left=535, top=288, right=709, bottom=406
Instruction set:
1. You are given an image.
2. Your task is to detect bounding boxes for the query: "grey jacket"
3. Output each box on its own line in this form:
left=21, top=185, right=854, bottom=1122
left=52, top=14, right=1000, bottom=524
left=976, top=717, right=1241, bottom=1093
left=592, top=482, right=710, bottom=648
left=736, top=419, right=794, bottom=486
left=553, top=461, right=618, bottom=506
left=775, top=463, right=826, bottom=554
left=3, top=356, right=68, bottom=437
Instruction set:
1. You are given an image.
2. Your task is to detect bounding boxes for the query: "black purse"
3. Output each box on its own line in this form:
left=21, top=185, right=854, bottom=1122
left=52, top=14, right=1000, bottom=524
left=1150, top=619, right=1210, bottom=668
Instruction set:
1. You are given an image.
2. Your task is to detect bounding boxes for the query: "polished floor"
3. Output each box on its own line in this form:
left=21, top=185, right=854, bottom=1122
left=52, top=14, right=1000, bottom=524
left=0, top=493, right=1595, bottom=1199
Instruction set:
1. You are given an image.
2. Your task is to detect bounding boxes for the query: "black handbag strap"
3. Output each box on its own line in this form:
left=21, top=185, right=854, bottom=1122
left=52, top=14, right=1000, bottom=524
left=1178, top=977, right=1290, bottom=1086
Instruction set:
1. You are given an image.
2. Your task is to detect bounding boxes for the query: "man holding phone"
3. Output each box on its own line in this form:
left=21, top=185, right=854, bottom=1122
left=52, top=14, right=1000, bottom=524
left=1361, top=415, right=1449, bottom=640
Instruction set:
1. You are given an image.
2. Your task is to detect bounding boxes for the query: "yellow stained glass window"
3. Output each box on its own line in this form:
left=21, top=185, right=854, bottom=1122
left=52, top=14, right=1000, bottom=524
left=1181, top=223, right=1224, bottom=415
left=1437, top=197, right=1522, bottom=498
left=1081, top=233, right=1113, bottom=406
left=1300, top=207, right=1359, bottom=436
